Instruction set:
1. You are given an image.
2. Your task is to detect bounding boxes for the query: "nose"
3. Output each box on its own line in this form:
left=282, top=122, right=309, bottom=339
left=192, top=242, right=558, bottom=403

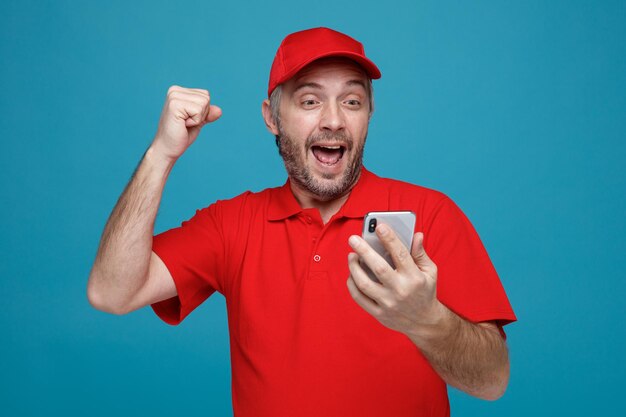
left=319, top=101, right=345, bottom=132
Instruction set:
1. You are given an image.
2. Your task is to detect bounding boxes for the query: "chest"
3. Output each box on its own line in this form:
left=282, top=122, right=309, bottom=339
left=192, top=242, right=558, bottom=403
left=223, top=211, right=405, bottom=352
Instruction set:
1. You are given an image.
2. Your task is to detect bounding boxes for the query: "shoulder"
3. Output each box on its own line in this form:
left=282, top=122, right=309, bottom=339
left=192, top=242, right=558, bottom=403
left=213, top=187, right=271, bottom=208
left=366, top=170, right=451, bottom=216
left=359, top=170, right=473, bottom=236
left=203, top=184, right=283, bottom=221
left=378, top=174, right=447, bottom=201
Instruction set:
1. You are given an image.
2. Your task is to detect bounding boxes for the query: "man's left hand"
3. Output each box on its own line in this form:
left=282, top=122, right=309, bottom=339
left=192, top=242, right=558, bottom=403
left=346, top=224, right=445, bottom=336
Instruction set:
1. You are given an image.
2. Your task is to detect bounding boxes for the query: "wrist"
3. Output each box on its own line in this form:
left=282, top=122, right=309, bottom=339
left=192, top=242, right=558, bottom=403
left=145, top=143, right=177, bottom=174
left=406, top=300, right=458, bottom=348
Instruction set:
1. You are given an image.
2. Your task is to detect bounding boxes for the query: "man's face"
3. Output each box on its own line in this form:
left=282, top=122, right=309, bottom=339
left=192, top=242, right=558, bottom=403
left=273, top=58, right=371, bottom=201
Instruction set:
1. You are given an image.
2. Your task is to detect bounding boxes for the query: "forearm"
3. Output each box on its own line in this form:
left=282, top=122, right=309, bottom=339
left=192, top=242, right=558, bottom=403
left=88, top=146, right=173, bottom=313
left=406, top=302, right=510, bottom=400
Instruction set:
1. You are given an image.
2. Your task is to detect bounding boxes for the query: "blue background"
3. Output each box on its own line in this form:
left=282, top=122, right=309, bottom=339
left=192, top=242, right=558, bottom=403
left=1, top=0, right=625, bottom=415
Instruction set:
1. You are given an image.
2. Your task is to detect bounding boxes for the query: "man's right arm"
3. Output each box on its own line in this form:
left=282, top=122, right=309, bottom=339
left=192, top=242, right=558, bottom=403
left=87, top=86, right=222, bottom=314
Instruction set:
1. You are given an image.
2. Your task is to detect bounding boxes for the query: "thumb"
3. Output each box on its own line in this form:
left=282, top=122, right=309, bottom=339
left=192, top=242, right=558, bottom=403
left=185, top=105, right=223, bottom=141
left=410, top=232, right=437, bottom=276
left=185, top=105, right=222, bottom=127
left=205, top=105, right=222, bottom=123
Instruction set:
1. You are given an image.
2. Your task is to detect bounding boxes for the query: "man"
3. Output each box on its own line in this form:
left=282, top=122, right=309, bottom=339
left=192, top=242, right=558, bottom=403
left=88, top=27, right=516, bottom=417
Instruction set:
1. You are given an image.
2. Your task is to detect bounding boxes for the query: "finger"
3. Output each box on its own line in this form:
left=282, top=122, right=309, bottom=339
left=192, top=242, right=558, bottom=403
left=185, top=88, right=210, bottom=97
left=348, top=235, right=395, bottom=286
left=167, top=88, right=212, bottom=121
left=170, top=90, right=210, bottom=102
left=168, top=89, right=209, bottom=100
left=375, top=223, right=415, bottom=273
left=410, top=232, right=437, bottom=276
left=180, top=102, right=206, bottom=127
left=347, top=275, right=382, bottom=317
left=179, top=103, right=220, bottom=128
left=170, top=93, right=212, bottom=122
left=197, top=95, right=212, bottom=124
left=187, top=96, right=211, bottom=124
left=347, top=252, right=387, bottom=300
left=167, top=85, right=209, bottom=97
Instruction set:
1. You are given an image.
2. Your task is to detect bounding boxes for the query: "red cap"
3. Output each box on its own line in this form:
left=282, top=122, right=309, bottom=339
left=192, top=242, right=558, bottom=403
left=267, top=27, right=381, bottom=97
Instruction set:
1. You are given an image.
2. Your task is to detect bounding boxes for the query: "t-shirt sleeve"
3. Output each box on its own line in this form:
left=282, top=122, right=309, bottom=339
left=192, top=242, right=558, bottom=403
left=423, top=196, right=516, bottom=327
left=150, top=203, right=225, bottom=325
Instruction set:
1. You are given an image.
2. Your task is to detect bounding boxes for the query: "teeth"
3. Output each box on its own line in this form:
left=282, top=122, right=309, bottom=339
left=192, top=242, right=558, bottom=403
left=320, top=145, right=341, bottom=150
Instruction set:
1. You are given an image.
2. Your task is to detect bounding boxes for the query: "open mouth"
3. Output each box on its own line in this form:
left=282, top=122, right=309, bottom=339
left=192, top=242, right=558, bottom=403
left=311, top=145, right=346, bottom=166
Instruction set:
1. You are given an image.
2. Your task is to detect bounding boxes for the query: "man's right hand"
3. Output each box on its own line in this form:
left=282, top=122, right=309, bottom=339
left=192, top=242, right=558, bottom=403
left=151, top=85, right=222, bottom=163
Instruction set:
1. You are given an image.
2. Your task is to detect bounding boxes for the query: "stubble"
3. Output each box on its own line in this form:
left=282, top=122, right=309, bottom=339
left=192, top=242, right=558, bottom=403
left=276, top=127, right=365, bottom=201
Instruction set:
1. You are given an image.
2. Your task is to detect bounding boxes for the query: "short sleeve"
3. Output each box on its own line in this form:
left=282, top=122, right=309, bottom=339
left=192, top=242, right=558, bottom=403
left=150, top=203, right=225, bottom=325
left=424, top=197, right=516, bottom=327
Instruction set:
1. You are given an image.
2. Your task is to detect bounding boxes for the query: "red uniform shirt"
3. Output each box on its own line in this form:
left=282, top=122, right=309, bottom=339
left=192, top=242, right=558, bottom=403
left=152, top=168, right=516, bottom=417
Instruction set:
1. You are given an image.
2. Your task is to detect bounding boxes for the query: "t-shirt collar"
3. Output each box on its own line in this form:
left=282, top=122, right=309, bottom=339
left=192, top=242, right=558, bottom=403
left=268, top=167, right=390, bottom=221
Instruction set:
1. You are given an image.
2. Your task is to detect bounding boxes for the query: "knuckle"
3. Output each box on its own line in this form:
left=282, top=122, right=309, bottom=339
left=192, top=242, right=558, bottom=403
left=394, top=286, right=409, bottom=301
left=357, top=276, right=372, bottom=291
left=166, top=92, right=178, bottom=103
left=372, top=263, right=388, bottom=277
left=380, top=231, right=395, bottom=243
left=167, top=98, right=185, bottom=111
left=381, top=298, right=397, bottom=310
left=412, top=275, right=426, bottom=289
left=167, top=85, right=180, bottom=95
left=395, top=247, right=410, bottom=263
left=166, top=98, right=178, bottom=111
left=362, top=278, right=378, bottom=294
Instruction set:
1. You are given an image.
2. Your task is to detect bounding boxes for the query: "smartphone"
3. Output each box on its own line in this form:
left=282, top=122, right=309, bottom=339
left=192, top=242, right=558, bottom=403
left=360, top=211, right=416, bottom=282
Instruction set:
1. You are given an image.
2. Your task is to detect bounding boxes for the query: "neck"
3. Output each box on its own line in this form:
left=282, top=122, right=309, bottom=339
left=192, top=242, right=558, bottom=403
left=289, top=179, right=357, bottom=224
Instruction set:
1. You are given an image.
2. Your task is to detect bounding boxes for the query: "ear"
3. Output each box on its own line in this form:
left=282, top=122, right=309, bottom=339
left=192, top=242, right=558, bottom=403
left=261, top=99, right=280, bottom=136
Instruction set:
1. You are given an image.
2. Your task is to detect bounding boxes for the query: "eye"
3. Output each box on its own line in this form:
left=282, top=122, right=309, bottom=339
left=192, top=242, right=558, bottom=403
left=301, top=99, right=319, bottom=108
left=344, top=99, right=362, bottom=108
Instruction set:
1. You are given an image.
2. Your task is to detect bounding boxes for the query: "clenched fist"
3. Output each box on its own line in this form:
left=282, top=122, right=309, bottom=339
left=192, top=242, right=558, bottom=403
left=151, top=85, right=222, bottom=162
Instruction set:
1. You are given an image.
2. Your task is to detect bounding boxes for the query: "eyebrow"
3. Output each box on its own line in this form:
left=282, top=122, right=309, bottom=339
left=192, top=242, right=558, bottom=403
left=292, top=79, right=368, bottom=94
left=293, top=82, right=323, bottom=94
left=346, top=79, right=368, bottom=90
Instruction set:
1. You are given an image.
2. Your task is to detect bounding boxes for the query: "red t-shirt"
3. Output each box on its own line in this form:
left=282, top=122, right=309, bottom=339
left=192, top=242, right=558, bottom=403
left=152, top=168, right=516, bottom=417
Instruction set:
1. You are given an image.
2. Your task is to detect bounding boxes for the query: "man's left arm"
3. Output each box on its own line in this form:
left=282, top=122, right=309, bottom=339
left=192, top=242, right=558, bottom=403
left=346, top=224, right=509, bottom=400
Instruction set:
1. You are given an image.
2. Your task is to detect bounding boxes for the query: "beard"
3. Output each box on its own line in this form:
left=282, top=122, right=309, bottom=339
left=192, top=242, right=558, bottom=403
left=276, top=126, right=366, bottom=201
